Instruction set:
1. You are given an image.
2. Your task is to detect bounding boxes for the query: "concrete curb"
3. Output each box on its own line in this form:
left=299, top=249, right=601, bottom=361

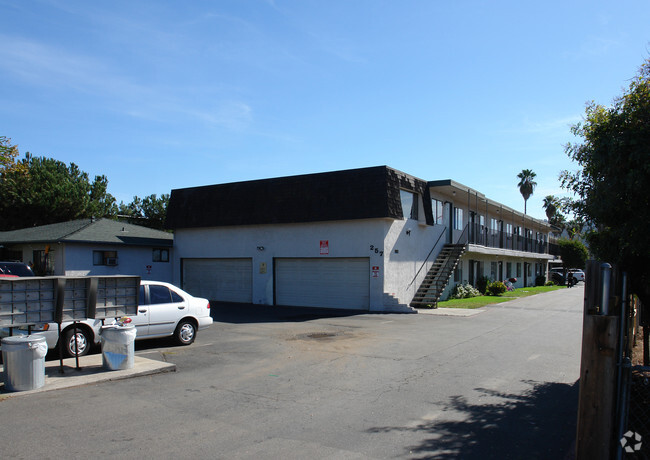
left=0, top=354, right=176, bottom=400
left=416, top=307, right=487, bottom=317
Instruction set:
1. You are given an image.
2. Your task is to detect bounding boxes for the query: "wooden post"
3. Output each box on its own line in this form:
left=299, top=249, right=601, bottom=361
left=575, top=260, right=620, bottom=460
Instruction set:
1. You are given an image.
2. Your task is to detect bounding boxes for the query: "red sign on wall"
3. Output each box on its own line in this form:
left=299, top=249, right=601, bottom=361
left=320, top=240, right=329, bottom=255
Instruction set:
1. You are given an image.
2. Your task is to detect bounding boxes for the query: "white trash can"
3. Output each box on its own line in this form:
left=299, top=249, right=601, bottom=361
left=1, top=335, right=48, bottom=392
left=100, top=324, right=137, bottom=370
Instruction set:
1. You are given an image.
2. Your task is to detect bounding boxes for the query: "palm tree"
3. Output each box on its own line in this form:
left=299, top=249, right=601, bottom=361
left=517, top=169, right=537, bottom=214
left=542, top=195, right=557, bottom=221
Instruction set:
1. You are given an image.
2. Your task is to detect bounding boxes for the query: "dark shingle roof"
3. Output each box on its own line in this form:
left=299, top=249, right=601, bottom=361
left=0, top=218, right=173, bottom=247
left=166, top=166, right=433, bottom=229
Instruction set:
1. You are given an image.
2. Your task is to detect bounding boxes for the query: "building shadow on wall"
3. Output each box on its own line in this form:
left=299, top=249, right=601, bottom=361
left=210, top=302, right=373, bottom=324
left=367, top=379, right=579, bottom=460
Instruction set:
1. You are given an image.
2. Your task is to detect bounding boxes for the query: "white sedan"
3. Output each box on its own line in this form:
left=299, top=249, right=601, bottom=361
left=25, top=280, right=213, bottom=357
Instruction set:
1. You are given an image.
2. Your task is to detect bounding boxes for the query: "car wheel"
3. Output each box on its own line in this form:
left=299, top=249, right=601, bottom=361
left=62, top=327, right=91, bottom=357
left=174, top=320, right=196, bottom=345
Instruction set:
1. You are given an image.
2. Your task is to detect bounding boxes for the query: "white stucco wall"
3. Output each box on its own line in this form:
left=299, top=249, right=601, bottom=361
left=173, top=218, right=448, bottom=311
left=382, top=220, right=447, bottom=306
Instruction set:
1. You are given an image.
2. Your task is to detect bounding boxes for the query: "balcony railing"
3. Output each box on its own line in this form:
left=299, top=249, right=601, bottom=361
left=458, top=223, right=550, bottom=255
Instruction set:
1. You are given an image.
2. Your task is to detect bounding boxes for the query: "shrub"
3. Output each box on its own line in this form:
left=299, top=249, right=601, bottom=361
left=450, top=283, right=482, bottom=299
left=486, top=281, right=507, bottom=296
left=477, top=276, right=490, bottom=294
left=545, top=281, right=555, bottom=286
left=535, top=275, right=546, bottom=287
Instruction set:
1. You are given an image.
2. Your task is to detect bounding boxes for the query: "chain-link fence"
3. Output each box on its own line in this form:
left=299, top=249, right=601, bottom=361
left=624, top=366, right=650, bottom=459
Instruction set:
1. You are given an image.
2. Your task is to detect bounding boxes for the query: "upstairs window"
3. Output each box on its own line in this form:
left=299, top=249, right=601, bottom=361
left=400, top=190, right=419, bottom=220
left=490, top=218, right=499, bottom=232
left=432, top=199, right=444, bottom=225
left=454, top=208, right=464, bottom=230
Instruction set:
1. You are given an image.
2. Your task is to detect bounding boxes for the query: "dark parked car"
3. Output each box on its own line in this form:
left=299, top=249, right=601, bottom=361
left=0, top=262, right=35, bottom=277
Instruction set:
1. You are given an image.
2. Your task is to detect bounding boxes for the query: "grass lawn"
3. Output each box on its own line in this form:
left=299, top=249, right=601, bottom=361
left=435, top=285, right=566, bottom=309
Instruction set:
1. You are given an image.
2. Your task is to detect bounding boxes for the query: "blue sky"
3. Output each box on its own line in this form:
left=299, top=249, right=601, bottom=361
left=1, top=0, right=649, bottom=220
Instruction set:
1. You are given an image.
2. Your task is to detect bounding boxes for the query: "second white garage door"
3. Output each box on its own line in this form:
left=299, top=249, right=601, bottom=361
left=182, top=258, right=252, bottom=303
left=275, top=258, right=370, bottom=310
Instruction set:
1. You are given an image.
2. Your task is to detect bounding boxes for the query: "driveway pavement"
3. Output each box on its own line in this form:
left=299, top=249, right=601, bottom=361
left=0, top=286, right=584, bottom=459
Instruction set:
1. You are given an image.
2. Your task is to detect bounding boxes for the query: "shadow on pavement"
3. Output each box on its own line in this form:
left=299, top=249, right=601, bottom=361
left=368, top=379, right=579, bottom=460
left=210, top=302, right=371, bottom=324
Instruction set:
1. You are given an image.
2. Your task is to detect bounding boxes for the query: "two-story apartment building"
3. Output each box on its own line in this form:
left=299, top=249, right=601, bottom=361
left=165, top=166, right=557, bottom=312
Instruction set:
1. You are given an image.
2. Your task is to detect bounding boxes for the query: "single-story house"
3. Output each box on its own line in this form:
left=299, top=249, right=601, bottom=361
left=0, top=218, right=174, bottom=283
left=165, top=166, right=558, bottom=312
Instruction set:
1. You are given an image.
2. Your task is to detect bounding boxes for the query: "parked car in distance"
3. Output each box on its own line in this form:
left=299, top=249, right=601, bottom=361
left=20, top=280, right=213, bottom=357
left=549, top=268, right=565, bottom=285
left=568, top=269, right=585, bottom=282
left=0, top=261, right=35, bottom=278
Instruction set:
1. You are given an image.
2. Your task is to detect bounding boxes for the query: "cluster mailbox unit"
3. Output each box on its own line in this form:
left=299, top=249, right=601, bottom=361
left=1, top=275, right=140, bottom=370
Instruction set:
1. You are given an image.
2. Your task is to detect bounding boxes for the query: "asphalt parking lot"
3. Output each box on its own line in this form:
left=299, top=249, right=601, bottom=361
left=0, top=286, right=584, bottom=459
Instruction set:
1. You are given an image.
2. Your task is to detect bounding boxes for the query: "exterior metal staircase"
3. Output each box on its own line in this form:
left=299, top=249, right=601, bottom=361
left=410, top=243, right=467, bottom=308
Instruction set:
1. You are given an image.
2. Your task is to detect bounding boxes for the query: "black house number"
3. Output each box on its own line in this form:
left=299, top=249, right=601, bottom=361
left=369, top=245, right=384, bottom=256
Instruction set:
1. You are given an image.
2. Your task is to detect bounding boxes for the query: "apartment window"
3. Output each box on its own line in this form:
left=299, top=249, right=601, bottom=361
left=432, top=199, right=444, bottom=225
left=93, top=250, right=118, bottom=266
left=490, top=262, right=497, bottom=280
left=517, top=263, right=522, bottom=277
left=490, top=218, right=499, bottom=232
left=506, top=224, right=513, bottom=235
left=400, top=190, right=419, bottom=220
left=454, top=208, right=464, bottom=230
left=506, top=262, right=512, bottom=278
left=153, top=248, right=169, bottom=263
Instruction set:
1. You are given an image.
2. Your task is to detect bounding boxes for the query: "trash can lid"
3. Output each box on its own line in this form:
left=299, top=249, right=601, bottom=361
left=1, top=334, right=47, bottom=350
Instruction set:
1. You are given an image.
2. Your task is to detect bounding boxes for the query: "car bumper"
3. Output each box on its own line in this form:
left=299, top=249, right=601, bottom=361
left=198, top=316, right=213, bottom=330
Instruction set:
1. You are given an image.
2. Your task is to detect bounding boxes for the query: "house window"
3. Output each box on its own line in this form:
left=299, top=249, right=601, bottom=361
left=400, top=190, right=418, bottom=220
left=432, top=199, right=444, bottom=225
left=454, top=208, right=464, bottom=230
left=93, top=250, right=118, bottom=266
left=153, top=248, right=169, bottom=263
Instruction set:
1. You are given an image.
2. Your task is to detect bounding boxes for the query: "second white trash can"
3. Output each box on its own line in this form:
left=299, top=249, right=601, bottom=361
left=100, top=324, right=137, bottom=370
left=1, top=335, right=48, bottom=392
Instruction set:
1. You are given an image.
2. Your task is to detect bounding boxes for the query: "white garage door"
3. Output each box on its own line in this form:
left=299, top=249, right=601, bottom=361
left=275, top=258, right=370, bottom=310
left=182, top=258, right=252, bottom=303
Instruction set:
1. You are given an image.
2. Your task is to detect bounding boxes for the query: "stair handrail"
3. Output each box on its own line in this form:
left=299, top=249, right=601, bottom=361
left=456, top=223, right=470, bottom=246
left=407, top=226, right=447, bottom=289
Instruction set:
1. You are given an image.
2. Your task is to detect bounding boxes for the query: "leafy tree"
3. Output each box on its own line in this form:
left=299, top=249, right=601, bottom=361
left=0, top=153, right=117, bottom=230
left=517, top=169, right=537, bottom=214
left=565, top=219, right=584, bottom=240
left=558, top=238, right=588, bottom=269
left=119, top=194, right=169, bottom=230
left=0, top=136, right=26, bottom=176
left=560, top=58, right=650, bottom=306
